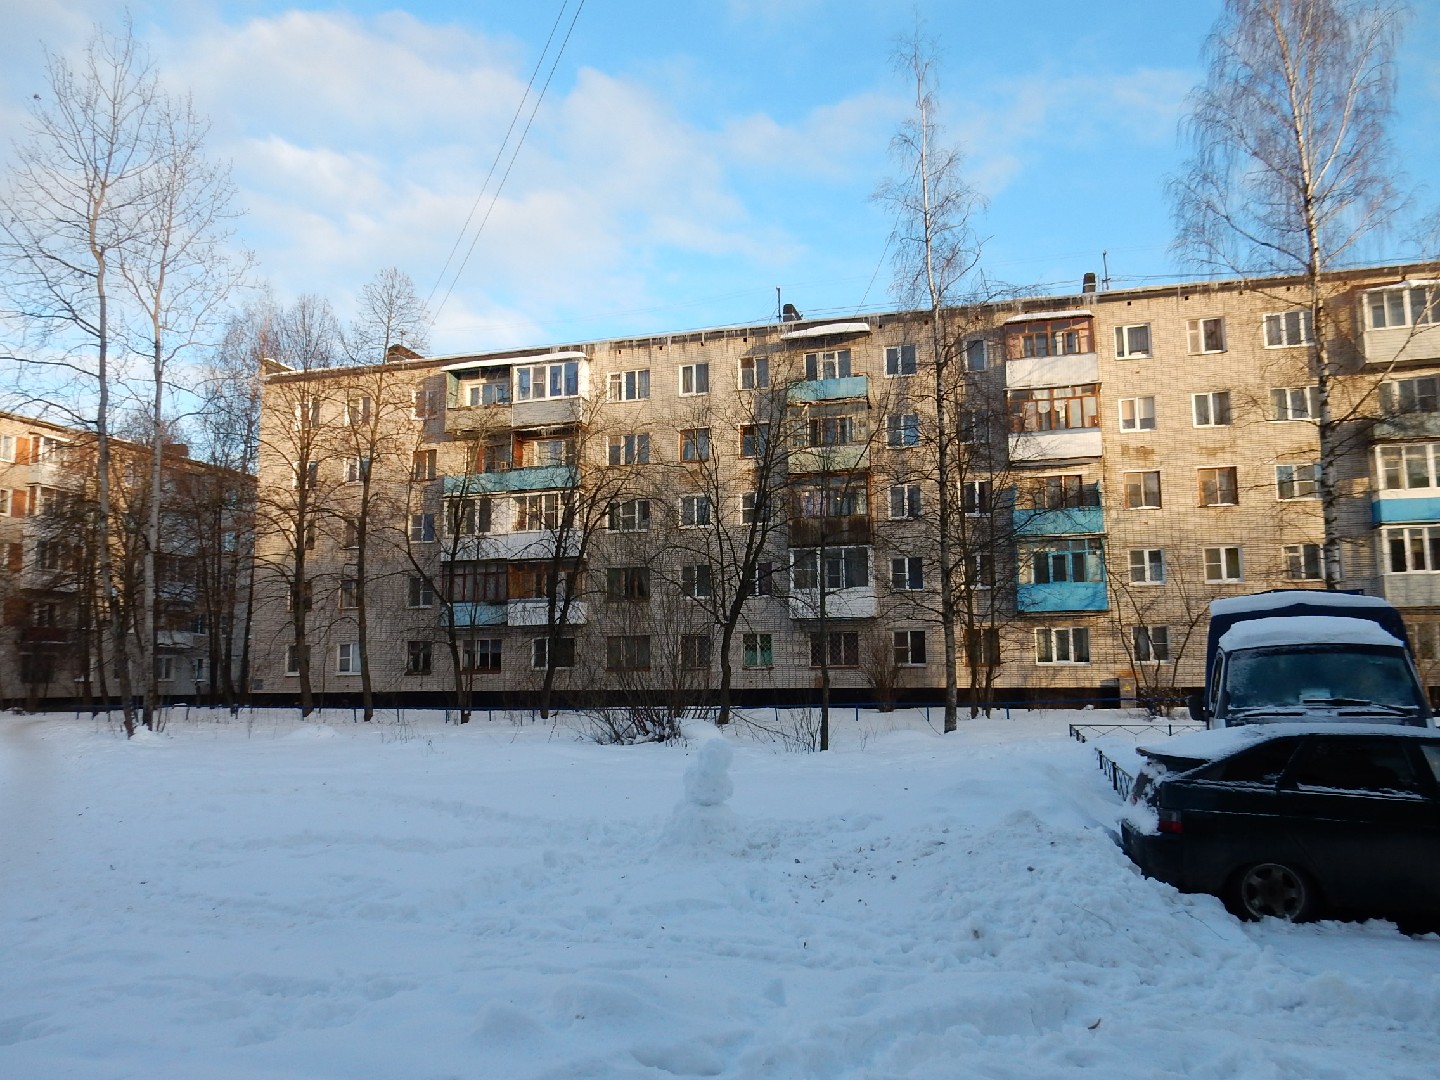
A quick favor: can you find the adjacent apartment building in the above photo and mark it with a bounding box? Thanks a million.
[246,263,1440,708]
[0,411,253,709]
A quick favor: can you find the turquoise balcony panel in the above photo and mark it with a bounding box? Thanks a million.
[1014,507,1105,536]
[787,375,869,403]
[444,465,577,496]
[1017,581,1109,613]
[448,603,507,628]
[1371,495,1440,524]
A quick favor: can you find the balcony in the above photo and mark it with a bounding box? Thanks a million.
[1014,506,1105,536]
[1008,429,1103,463]
[444,403,510,435]
[788,586,877,620]
[1371,493,1440,525]
[1361,284,1440,366]
[156,630,196,649]
[1017,581,1108,613]
[444,466,577,496]
[19,626,73,645]
[507,598,587,626]
[447,603,507,628]
[788,375,869,403]
[787,444,870,475]
[1372,413,1440,441]
[443,531,580,563]
[788,515,872,548]
[512,397,585,428]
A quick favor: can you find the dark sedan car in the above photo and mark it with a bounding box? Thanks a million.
[1120,724,1440,925]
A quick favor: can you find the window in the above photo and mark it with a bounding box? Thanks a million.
[1204,546,1244,582]
[412,449,437,481]
[446,496,492,537]
[472,439,512,474]
[514,492,561,531]
[1033,474,1098,510]
[742,633,773,668]
[446,561,507,604]
[805,349,851,380]
[532,637,575,669]
[681,564,713,598]
[409,513,436,542]
[803,406,866,447]
[1264,310,1314,347]
[192,657,208,683]
[36,540,64,572]
[155,655,175,682]
[753,561,775,596]
[1382,376,1440,415]
[304,519,317,551]
[678,363,709,396]
[894,630,927,666]
[740,491,768,525]
[337,643,361,675]
[965,550,995,588]
[606,566,651,602]
[680,635,712,669]
[406,640,433,676]
[408,576,435,608]
[607,433,650,465]
[1285,543,1323,580]
[1367,285,1440,329]
[1192,391,1232,427]
[0,490,8,517]
[810,631,860,667]
[1270,386,1319,422]
[292,461,318,489]
[680,428,711,462]
[1198,467,1239,506]
[607,369,650,401]
[1009,318,1092,358]
[1377,444,1440,490]
[1384,526,1440,574]
[1036,627,1089,664]
[413,388,442,418]
[965,628,1001,666]
[885,344,917,376]
[1114,323,1152,359]
[1186,317,1225,353]
[1276,463,1319,500]
[1129,548,1165,584]
[465,373,510,407]
[679,494,712,527]
[739,424,769,459]
[1118,396,1156,432]
[522,437,575,468]
[891,556,924,590]
[1413,622,1440,661]
[606,635,651,671]
[793,475,867,519]
[0,434,14,462]
[1008,384,1100,433]
[285,645,311,677]
[792,546,869,591]
[890,483,922,520]
[887,412,921,448]
[345,457,371,483]
[961,480,991,515]
[339,578,359,609]
[515,359,580,401]
[963,338,990,372]
[292,399,320,431]
[1123,470,1162,509]
[739,355,769,390]
[1028,538,1102,584]
[1132,626,1171,663]
[464,638,503,673]
[608,499,651,532]
[346,395,371,426]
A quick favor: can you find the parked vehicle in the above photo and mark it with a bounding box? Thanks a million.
[1191,591,1432,728]
[1121,723,1440,926]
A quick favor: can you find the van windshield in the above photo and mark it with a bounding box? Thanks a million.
[1226,645,1428,714]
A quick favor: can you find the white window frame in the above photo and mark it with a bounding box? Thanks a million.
[894,629,927,666]
[1384,525,1440,574]
[608,498,652,532]
[607,433,650,466]
[408,576,435,608]
[1376,444,1440,491]
[887,412,920,448]
[0,434,14,462]
[1122,470,1162,510]
[679,494,712,528]
[681,564,713,599]
[890,556,924,590]
[1129,548,1165,584]
[1114,323,1152,359]
[337,642,361,675]
[1284,542,1323,581]
[1186,317,1226,354]
[1270,386,1319,422]
[1263,310,1314,347]
[889,483,922,520]
[1192,390,1232,427]
[409,513,436,542]
[1383,375,1440,415]
[678,363,710,396]
[738,355,769,390]
[1203,545,1244,583]
[1118,396,1156,432]
[885,344,918,377]
[963,339,990,372]
[531,637,576,669]
[1367,285,1440,330]
[1275,463,1319,500]
[514,360,580,402]
[1035,627,1090,664]
[607,369,650,402]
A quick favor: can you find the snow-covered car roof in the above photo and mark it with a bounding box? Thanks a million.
[1137,721,1439,765]
[1210,590,1393,618]
[1217,615,1403,651]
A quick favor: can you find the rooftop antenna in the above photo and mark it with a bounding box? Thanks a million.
[1102,250,1111,291]
[776,286,782,324]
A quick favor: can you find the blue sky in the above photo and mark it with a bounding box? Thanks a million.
[2,1,1437,355]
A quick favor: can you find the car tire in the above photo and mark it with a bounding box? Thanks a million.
[1227,862,1319,922]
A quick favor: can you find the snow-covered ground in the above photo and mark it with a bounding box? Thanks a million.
[1,705,1436,1079]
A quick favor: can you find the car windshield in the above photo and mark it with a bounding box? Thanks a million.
[1226,645,1427,713]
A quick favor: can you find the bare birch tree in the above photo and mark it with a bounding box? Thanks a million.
[1170,0,1408,587]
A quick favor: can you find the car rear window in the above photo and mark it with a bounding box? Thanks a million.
[1290,739,1425,795]
[1204,737,1301,784]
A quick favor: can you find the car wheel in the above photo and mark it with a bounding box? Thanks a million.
[1229,862,1318,922]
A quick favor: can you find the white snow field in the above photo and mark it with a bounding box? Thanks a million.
[1,706,1437,1079]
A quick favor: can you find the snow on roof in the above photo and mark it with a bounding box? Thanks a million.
[1363,280,1440,291]
[439,350,587,373]
[1209,590,1391,617]
[1002,308,1093,324]
[778,321,872,340]
[1218,615,1402,652]
[1138,720,1437,763]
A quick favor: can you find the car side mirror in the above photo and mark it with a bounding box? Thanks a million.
[1187,690,1207,724]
